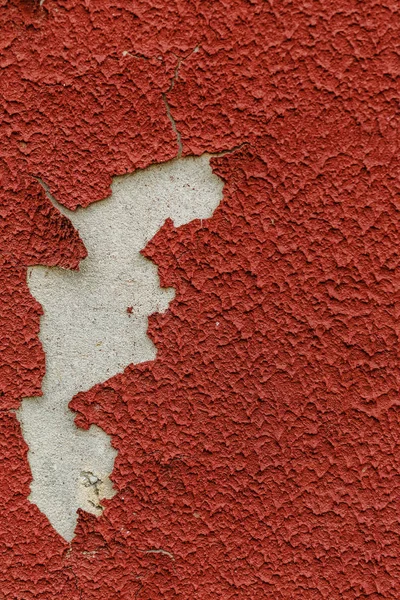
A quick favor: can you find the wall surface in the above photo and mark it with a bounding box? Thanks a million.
[0,0,399,598]
[18,155,224,542]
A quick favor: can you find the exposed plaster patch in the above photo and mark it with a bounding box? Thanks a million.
[17,155,224,541]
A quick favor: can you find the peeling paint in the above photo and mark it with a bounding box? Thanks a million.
[0,0,399,597]
[18,155,224,541]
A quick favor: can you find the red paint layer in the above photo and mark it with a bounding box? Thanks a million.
[70,148,400,598]
[0,181,86,405]
[0,0,399,598]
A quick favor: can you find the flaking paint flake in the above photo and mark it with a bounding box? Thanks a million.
[0,0,400,598]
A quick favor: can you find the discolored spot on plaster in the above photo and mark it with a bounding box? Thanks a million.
[17,155,224,541]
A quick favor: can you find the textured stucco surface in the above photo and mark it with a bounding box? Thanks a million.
[18,155,223,541]
[0,0,399,598]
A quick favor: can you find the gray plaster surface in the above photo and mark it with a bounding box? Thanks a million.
[17,155,224,541]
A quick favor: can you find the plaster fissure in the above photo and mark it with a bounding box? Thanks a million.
[162,92,183,158]
[17,155,224,541]
[162,48,199,159]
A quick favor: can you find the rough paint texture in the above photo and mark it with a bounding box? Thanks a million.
[0,0,399,598]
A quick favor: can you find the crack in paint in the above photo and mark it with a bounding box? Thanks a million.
[143,548,175,560]
[162,93,183,158]
[162,47,200,158]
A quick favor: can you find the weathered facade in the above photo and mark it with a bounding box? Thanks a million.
[0,0,399,597]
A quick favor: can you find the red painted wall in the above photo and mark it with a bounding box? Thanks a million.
[1,0,399,597]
